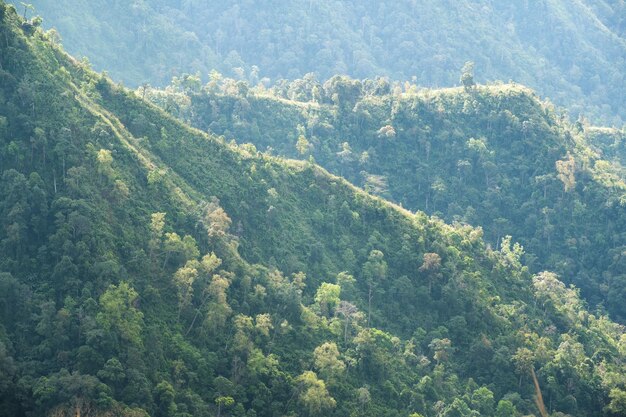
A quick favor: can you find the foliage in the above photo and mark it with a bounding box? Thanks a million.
[152,73,626,322]
[0,5,624,417]
[8,0,626,124]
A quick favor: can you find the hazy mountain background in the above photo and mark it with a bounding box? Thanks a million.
[12,0,626,125]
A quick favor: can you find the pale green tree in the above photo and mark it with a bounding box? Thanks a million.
[174,261,198,318]
[313,342,346,380]
[97,282,144,348]
[314,282,341,317]
[296,371,336,416]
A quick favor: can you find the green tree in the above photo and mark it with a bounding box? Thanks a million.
[314,282,341,317]
[296,371,336,416]
[607,388,626,415]
[556,152,576,192]
[313,342,346,380]
[495,399,517,417]
[97,282,144,348]
[460,61,476,91]
[149,212,166,258]
[97,358,125,393]
[512,347,534,387]
[443,397,477,417]
[296,135,313,156]
[471,386,494,415]
[429,338,453,364]
[215,396,235,417]
[419,252,442,295]
[96,148,114,181]
[201,273,232,334]
[336,271,356,300]
[154,380,176,417]
[174,261,198,318]
[362,250,387,327]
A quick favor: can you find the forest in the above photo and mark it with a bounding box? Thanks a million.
[9,0,626,125]
[0,1,626,417]
[142,72,626,323]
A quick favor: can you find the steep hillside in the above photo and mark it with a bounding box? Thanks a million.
[11,0,626,125]
[1,3,626,417]
[145,75,626,323]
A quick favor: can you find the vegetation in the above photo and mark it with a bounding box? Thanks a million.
[1,2,626,417]
[9,0,626,125]
[144,73,626,323]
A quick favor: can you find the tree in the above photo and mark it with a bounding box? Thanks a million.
[556,153,576,193]
[337,142,354,176]
[97,358,125,393]
[460,61,475,91]
[314,283,341,317]
[419,252,442,294]
[149,212,166,258]
[471,386,495,415]
[495,399,517,417]
[323,75,362,111]
[606,388,626,415]
[376,125,396,139]
[336,271,356,300]
[512,347,534,387]
[362,172,389,197]
[296,371,336,416]
[296,135,313,156]
[429,338,452,364]
[215,396,235,417]
[203,198,233,241]
[357,387,371,413]
[154,380,176,417]
[442,397,477,416]
[33,370,108,417]
[96,149,114,181]
[201,273,232,334]
[174,262,198,318]
[362,250,387,327]
[313,342,345,380]
[97,282,144,348]
[20,2,34,19]
[255,313,273,338]
[162,232,183,268]
[335,301,360,343]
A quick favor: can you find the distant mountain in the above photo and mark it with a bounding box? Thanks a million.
[12,0,626,125]
[2,3,626,417]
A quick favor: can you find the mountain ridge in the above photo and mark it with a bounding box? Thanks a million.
[10,0,626,125]
[143,73,626,323]
[1,3,626,417]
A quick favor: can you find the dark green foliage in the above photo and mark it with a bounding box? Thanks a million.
[0,4,625,417]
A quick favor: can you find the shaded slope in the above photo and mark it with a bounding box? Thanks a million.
[1,4,625,417]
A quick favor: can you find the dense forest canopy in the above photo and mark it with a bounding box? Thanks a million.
[143,72,626,324]
[1,1,626,417]
[9,0,626,125]
[0,1,626,417]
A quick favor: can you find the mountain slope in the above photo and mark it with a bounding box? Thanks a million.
[12,0,626,125]
[145,75,626,323]
[1,3,626,417]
